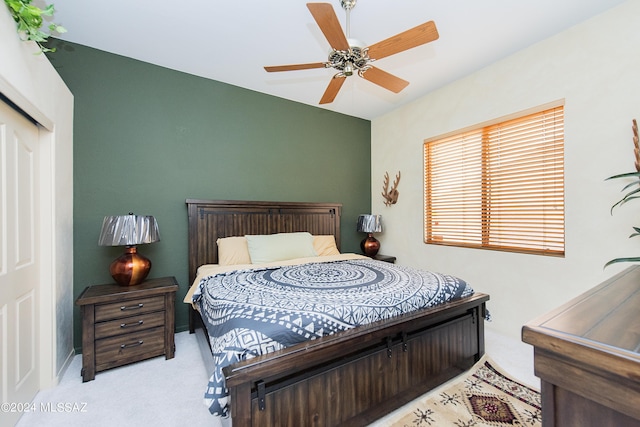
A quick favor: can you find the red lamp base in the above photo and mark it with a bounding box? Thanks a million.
[109,246,152,286]
[360,234,380,257]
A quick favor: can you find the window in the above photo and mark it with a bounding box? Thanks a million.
[424,103,564,256]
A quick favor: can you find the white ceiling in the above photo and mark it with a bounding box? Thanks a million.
[49,0,626,120]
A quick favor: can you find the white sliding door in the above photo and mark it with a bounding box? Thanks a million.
[0,99,40,427]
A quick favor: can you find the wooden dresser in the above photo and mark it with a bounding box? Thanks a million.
[522,266,640,426]
[76,276,178,382]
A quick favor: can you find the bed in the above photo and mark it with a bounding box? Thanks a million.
[185,199,489,426]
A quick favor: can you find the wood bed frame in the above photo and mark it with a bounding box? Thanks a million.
[186,199,489,426]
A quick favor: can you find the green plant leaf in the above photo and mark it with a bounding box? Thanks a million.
[606,171,640,180]
[49,23,66,33]
[620,180,640,192]
[621,194,640,205]
[3,0,65,53]
[604,257,640,268]
[610,187,640,213]
[42,4,54,16]
[620,194,640,205]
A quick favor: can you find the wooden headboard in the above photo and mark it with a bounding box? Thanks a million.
[186,199,342,283]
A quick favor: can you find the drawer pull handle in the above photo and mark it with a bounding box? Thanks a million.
[120,340,143,349]
[120,303,144,311]
[120,320,144,328]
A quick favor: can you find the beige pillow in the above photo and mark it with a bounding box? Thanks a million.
[246,232,317,264]
[217,236,251,265]
[313,235,340,256]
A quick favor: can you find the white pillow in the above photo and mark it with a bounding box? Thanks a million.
[246,232,317,264]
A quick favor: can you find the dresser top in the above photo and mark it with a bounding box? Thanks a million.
[76,276,178,306]
[523,266,640,362]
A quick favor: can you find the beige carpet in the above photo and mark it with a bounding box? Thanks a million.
[371,355,541,427]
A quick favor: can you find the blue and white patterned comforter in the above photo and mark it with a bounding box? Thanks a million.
[192,256,474,417]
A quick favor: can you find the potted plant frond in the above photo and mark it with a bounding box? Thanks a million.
[605,118,640,267]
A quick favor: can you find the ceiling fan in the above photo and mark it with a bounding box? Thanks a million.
[264,1,439,104]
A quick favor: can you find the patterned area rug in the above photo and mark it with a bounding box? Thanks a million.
[371,355,541,427]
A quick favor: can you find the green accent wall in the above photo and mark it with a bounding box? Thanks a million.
[47,40,371,351]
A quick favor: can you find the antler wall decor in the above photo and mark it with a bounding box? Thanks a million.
[382,171,401,206]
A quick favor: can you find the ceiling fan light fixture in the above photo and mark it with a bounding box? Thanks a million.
[343,61,354,76]
[327,38,370,75]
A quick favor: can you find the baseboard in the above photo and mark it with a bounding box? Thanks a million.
[54,348,77,387]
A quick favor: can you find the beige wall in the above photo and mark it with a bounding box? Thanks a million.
[371,1,639,339]
[0,8,74,385]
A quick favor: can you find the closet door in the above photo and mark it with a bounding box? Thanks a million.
[0,99,40,426]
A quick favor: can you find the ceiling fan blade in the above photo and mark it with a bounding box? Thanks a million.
[307,3,349,51]
[367,21,439,60]
[360,66,409,93]
[264,62,327,72]
[319,76,346,104]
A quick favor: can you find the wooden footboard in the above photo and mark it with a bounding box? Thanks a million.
[193,292,488,427]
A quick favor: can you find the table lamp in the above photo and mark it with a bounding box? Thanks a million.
[98,213,160,285]
[357,214,382,257]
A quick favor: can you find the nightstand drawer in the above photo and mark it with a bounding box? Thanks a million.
[95,326,165,371]
[95,296,165,322]
[94,311,165,339]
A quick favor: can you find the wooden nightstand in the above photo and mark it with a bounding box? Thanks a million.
[75,276,179,382]
[372,254,396,263]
